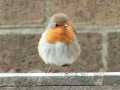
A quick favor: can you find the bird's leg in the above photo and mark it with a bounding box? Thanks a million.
[47,64,52,72]
[47,64,59,73]
[62,64,74,72]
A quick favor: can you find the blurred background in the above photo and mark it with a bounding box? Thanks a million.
[0,0,120,72]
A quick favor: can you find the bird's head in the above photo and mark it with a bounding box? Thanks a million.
[45,13,74,45]
[47,13,70,29]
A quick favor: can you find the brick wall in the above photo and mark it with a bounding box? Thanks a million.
[0,0,120,72]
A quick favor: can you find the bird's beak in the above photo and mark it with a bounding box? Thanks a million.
[64,24,68,27]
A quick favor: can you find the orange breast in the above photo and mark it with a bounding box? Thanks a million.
[45,25,74,45]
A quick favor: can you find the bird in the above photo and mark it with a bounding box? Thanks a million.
[38,13,81,72]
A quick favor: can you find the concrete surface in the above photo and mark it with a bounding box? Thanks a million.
[0,73,119,86]
[0,86,120,90]
[0,73,119,89]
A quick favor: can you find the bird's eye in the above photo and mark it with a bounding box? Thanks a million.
[55,24,60,27]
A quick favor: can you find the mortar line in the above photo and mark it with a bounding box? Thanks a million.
[99,32,108,72]
[44,0,52,24]
[0,26,119,34]
[0,23,119,29]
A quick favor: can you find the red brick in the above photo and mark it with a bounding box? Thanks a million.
[95,0,120,25]
[75,33,102,72]
[51,0,96,24]
[108,33,120,71]
[0,0,45,25]
[0,35,45,72]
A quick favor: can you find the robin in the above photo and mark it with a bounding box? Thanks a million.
[38,13,81,72]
